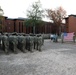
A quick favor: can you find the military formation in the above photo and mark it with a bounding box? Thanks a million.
[0,32,44,54]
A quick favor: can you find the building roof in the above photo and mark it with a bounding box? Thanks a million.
[18,17,27,19]
[69,14,76,17]
[7,18,15,20]
[64,14,76,19]
[6,17,28,21]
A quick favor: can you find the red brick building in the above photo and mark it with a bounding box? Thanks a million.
[1,15,76,34]
[1,16,56,34]
[1,17,26,33]
[65,14,76,33]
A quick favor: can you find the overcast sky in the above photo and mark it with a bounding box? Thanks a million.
[0,0,76,21]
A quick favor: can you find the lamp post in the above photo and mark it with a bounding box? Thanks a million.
[0,6,4,33]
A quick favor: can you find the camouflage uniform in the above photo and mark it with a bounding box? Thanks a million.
[73,33,75,43]
[18,35,27,53]
[61,33,64,43]
[9,35,18,53]
[2,34,9,53]
[0,33,2,49]
[33,35,38,49]
[36,36,43,51]
[26,35,34,52]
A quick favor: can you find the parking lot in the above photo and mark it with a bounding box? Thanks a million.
[0,39,76,75]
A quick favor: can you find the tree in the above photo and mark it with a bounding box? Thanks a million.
[46,6,66,35]
[24,0,44,34]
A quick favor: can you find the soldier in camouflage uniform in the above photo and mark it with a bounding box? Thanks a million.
[61,33,64,43]
[26,35,34,52]
[36,35,43,51]
[18,35,27,53]
[2,33,9,54]
[33,35,37,49]
[9,34,18,54]
[41,34,44,45]
[0,33,2,49]
[73,32,75,43]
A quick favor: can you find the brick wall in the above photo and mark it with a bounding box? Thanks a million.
[65,15,76,34]
[1,16,59,34]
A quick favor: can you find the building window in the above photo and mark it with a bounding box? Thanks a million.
[0,20,2,24]
[9,23,10,24]
[19,22,20,33]
[14,22,15,32]
[22,22,23,32]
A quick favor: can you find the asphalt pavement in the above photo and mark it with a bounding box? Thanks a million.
[0,39,76,75]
